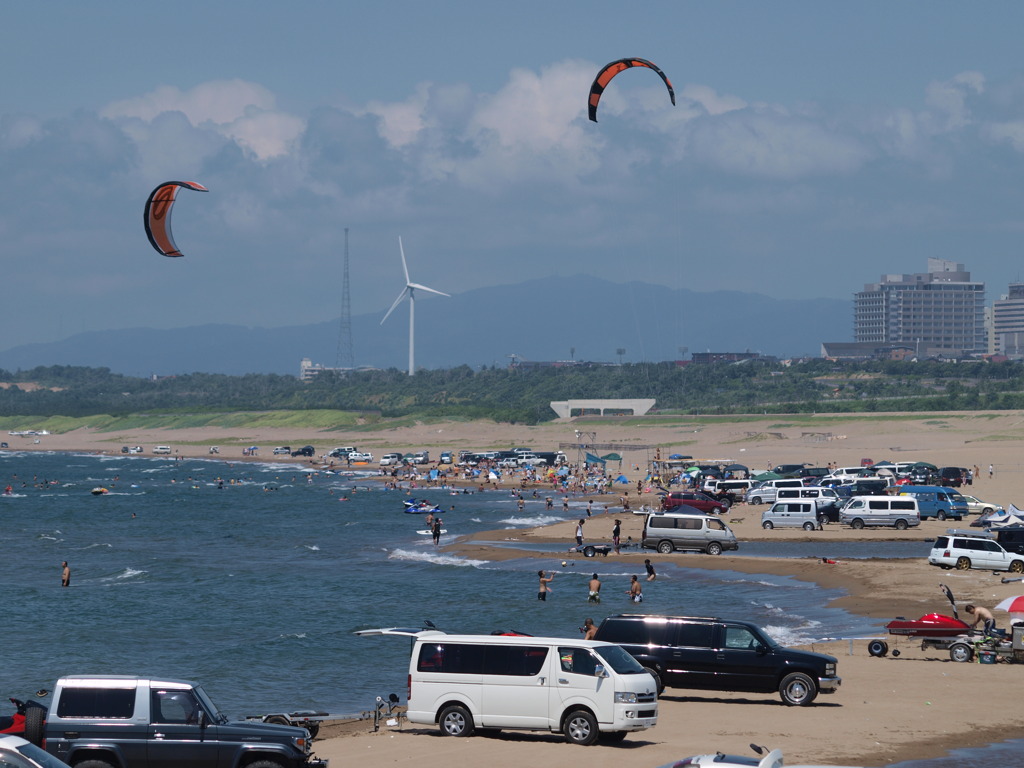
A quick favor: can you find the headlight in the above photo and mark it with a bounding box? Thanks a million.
[614,692,638,704]
[825,664,836,676]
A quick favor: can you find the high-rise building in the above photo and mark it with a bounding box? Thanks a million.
[853,258,986,357]
[993,284,1024,356]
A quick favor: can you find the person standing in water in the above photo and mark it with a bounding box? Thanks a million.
[61,561,71,587]
[538,570,555,601]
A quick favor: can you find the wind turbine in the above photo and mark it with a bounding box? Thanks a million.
[380,237,450,375]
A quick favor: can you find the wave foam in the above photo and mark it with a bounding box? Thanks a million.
[388,549,488,567]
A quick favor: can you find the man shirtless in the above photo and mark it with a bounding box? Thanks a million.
[965,604,996,635]
[537,570,555,601]
[588,574,601,603]
[61,561,70,587]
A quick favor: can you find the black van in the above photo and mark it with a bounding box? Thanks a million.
[995,526,1024,556]
[593,614,840,706]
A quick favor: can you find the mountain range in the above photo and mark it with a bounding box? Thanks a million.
[0,275,851,376]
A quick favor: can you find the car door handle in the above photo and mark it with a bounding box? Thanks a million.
[558,678,569,684]
[153,733,165,739]
[537,677,546,685]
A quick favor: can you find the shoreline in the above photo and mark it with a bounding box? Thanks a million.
[9,417,1024,765]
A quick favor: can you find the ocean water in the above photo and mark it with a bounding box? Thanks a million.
[1,450,1018,766]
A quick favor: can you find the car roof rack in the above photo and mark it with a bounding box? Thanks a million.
[945,528,993,538]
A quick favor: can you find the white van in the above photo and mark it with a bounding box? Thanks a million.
[152,445,172,455]
[839,495,920,530]
[403,632,658,745]
[762,501,821,530]
[745,479,804,505]
[641,511,739,555]
[827,466,875,481]
[776,486,840,510]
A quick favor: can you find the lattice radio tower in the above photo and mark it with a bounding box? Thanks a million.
[335,227,354,369]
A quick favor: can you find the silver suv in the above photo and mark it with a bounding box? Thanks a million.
[928,531,1024,573]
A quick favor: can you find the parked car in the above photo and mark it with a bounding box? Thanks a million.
[641,510,738,555]
[348,451,374,462]
[993,526,1024,556]
[379,453,402,466]
[960,494,1003,516]
[291,445,315,457]
[928,532,1024,572]
[273,446,292,455]
[593,613,840,706]
[761,501,821,531]
[661,491,728,514]
[771,464,808,478]
[839,495,920,530]
[937,466,967,487]
[438,452,453,464]
[896,486,967,521]
[152,445,172,455]
[0,734,71,768]
[745,479,804,506]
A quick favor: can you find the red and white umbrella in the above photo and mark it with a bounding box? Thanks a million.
[994,595,1024,613]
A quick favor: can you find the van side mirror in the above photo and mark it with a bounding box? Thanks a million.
[755,643,768,656]
[197,710,207,728]
[594,664,609,678]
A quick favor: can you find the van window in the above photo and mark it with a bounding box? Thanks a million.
[934,536,950,548]
[600,619,673,645]
[416,643,549,676]
[724,626,760,650]
[678,517,702,530]
[707,518,727,531]
[56,686,136,719]
[847,499,864,510]
[891,500,916,511]
[649,517,673,530]
[868,500,890,510]
[676,623,715,648]
[558,647,599,676]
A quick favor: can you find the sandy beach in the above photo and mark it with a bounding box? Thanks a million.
[9,411,1024,766]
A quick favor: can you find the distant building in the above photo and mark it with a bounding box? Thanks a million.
[820,342,915,362]
[852,258,986,358]
[299,358,378,380]
[690,352,761,364]
[550,399,656,418]
[993,284,1024,357]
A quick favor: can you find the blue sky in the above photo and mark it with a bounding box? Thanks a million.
[4,1,1024,348]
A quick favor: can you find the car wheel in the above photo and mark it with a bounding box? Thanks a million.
[1010,560,1024,574]
[956,556,972,570]
[439,704,475,737]
[982,507,994,515]
[24,706,45,746]
[750,496,762,505]
[762,521,774,530]
[706,542,723,556]
[582,546,596,558]
[937,511,947,522]
[74,762,117,768]
[657,541,674,554]
[247,762,288,768]
[642,666,664,695]
[818,515,830,526]
[949,643,973,663]
[867,639,889,657]
[895,519,909,531]
[265,715,290,726]
[803,522,816,531]
[851,518,865,530]
[563,709,599,745]
[779,672,818,706]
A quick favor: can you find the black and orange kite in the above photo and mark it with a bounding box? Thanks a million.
[588,57,676,122]
[143,181,209,257]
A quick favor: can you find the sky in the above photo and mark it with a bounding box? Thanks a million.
[4,1,1024,351]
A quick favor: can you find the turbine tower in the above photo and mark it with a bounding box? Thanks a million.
[380,237,450,375]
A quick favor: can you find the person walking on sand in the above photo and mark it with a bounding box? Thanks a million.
[538,570,555,601]
[645,559,657,581]
[431,517,443,546]
[588,573,601,603]
[989,464,994,479]
[612,519,621,553]
[575,519,585,547]
[628,575,643,603]
[61,561,70,587]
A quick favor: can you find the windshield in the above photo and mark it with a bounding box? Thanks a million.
[593,644,647,674]
[194,686,228,724]
[14,741,71,768]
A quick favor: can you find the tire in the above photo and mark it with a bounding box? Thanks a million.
[750,496,762,506]
[73,761,117,768]
[563,709,599,746]
[956,556,972,571]
[851,518,865,530]
[867,639,889,657]
[24,706,45,747]
[949,643,973,663]
[598,731,629,744]
[982,507,994,515]
[706,542,723,556]
[265,715,290,726]
[583,546,596,558]
[439,704,474,737]
[779,672,818,706]
[762,521,774,530]
[818,515,830,526]
[895,519,909,531]
[642,666,664,695]
[937,511,947,522]
[306,722,320,739]
[720,498,732,509]
[802,522,816,531]
[1010,560,1024,574]
[657,540,674,554]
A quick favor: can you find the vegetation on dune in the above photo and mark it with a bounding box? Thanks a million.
[2,359,1024,427]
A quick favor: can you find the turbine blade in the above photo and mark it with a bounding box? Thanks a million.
[399,236,410,285]
[381,287,409,324]
[408,283,450,298]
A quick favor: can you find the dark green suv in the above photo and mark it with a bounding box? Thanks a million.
[594,614,840,706]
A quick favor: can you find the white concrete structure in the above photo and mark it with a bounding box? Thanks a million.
[549,399,656,418]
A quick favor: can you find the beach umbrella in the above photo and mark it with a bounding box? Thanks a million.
[995,595,1024,613]
[725,463,748,472]
[615,474,628,483]
[753,471,782,481]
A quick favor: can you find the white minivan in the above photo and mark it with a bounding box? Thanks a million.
[762,501,821,530]
[839,495,920,530]
[396,632,658,745]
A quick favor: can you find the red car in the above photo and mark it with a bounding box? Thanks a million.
[660,491,728,514]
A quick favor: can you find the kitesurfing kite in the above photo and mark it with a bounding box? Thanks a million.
[588,57,676,122]
[143,181,209,257]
